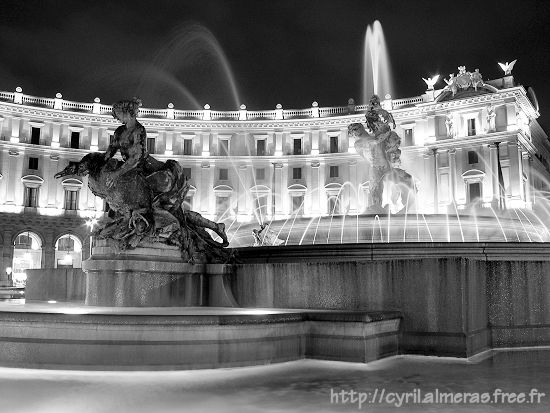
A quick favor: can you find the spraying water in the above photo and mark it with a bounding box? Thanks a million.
[362,20,394,104]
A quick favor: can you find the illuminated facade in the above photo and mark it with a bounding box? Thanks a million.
[0,67,548,284]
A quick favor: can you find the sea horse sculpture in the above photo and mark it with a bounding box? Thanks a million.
[55,98,232,263]
[348,95,416,213]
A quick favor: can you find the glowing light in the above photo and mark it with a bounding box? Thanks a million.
[47,300,57,304]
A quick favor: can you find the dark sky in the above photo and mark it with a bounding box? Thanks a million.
[0,0,549,129]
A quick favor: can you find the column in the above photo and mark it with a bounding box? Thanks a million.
[449,149,457,204]
[274,163,284,217]
[517,143,525,206]
[508,142,521,199]
[310,130,320,156]
[90,126,99,152]
[423,151,435,213]
[2,229,13,284]
[238,164,251,221]
[10,117,20,143]
[522,153,533,209]
[433,149,439,213]
[43,230,55,269]
[310,162,321,215]
[348,160,358,213]
[201,132,210,157]
[51,121,61,148]
[165,131,173,156]
[200,162,211,215]
[274,132,283,157]
[426,114,436,143]
[454,148,465,205]
[47,155,59,207]
[489,144,499,206]
[5,151,20,204]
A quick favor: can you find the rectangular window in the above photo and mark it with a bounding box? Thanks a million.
[70,131,80,149]
[29,157,39,170]
[256,139,266,156]
[328,196,339,214]
[292,195,304,215]
[256,168,265,180]
[468,151,478,164]
[439,151,449,167]
[404,128,413,146]
[64,189,79,210]
[182,167,192,179]
[292,167,302,180]
[467,119,476,136]
[469,182,481,203]
[216,196,229,215]
[329,136,338,153]
[183,139,193,155]
[24,187,38,207]
[147,137,156,154]
[219,139,229,156]
[329,165,339,178]
[293,138,302,155]
[31,127,40,145]
[219,168,228,180]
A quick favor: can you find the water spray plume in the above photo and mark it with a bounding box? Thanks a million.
[362,20,393,104]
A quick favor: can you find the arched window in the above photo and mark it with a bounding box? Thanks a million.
[12,231,43,286]
[55,234,83,268]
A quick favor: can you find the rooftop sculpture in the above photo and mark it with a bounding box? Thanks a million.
[55,98,232,263]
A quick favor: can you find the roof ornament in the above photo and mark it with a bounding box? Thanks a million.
[422,75,440,90]
[498,59,517,75]
[443,66,485,96]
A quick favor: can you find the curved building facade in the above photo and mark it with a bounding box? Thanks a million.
[0,65,548,285]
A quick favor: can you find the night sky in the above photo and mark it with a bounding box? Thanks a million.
[0,0,549,130]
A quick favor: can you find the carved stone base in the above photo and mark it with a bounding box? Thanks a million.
[82,240,237,307]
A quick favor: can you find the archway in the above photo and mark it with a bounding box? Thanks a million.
[12,231,43,287]
[55,234,83,268]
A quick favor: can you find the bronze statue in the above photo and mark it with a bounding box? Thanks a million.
[349,95,415,213]
[55,98,232,263]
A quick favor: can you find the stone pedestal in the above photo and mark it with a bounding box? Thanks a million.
[83,240,205,307]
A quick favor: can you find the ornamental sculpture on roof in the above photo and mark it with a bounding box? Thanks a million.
[443,66,486,96]
[348,95,416,214]
[498,59,517,75]
[55,98,233,264]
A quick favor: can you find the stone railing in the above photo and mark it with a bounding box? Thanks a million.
[0,88,426,121]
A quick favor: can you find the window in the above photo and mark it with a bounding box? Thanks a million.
[330,136,338,153]
[328,196,340,214]
[219,168,228,180]
[439,152,449,167]
[329,165,339,178]
[24,187,38,207]
[293,138,302,155]
[292,195,304,215]
[216,196,230,215]
[404,128,413,146]
[147,137,156,154]
[57,236,75,252]
[292,167,302,180]
[64,189,79,210]
[467,119,476,136]
[70,131,80,149]
[183,139,193,155]
[256,139,266,156]
[468,151,478,164]
[219,139,229,156]
[256,168,265,180]
[468,182,481,203]
[31,127,40,145]
[28,157,39,170]
[182,168,192,179]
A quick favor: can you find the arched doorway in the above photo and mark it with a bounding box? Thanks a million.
[55,234,83,268]
[12,231,43,287]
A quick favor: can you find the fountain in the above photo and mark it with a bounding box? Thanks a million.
[362,20,393,104]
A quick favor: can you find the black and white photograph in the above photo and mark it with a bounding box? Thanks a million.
[0,0,549,411]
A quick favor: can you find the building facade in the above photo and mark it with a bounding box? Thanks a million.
[0,65,548,285]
